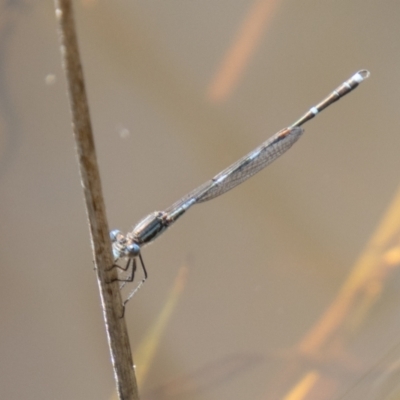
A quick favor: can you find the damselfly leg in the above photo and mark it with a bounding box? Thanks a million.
[108,254,148,309]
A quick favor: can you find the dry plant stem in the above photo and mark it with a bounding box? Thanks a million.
[53,1,139,399]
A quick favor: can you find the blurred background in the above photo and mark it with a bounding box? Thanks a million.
[1,1,400,399]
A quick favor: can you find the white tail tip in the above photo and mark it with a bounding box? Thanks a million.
[353,69,370,83]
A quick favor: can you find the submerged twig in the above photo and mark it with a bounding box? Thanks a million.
[53,1,139,399]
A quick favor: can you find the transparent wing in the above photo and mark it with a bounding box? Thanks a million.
[164,126,303,215]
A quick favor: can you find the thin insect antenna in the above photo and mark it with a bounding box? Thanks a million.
[290,70,370,128]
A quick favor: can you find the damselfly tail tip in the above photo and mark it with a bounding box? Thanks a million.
[353,70,370,83]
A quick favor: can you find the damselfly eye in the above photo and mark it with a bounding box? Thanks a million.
[126,243,140,257]
[110,229,122,243]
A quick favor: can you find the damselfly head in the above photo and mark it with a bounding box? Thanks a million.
[110,229,141,259]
